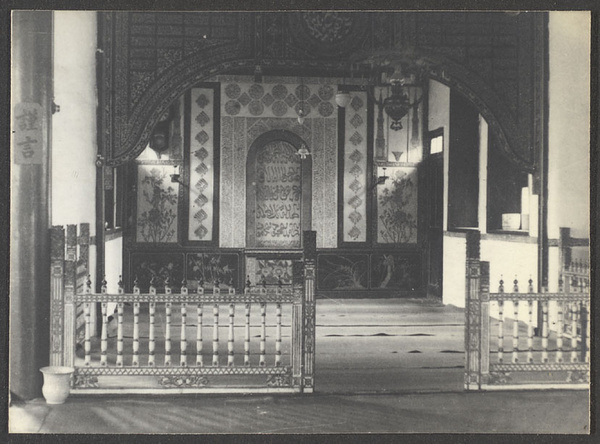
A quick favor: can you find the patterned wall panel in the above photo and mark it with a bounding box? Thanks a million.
[376,166,418,244]
[188,87,215,241]
[220,77,337,120]
[342,92,369,243]
[136,164,179,243]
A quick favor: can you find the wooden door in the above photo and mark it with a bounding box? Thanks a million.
[419,152,443,299]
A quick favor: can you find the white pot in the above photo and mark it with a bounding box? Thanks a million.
[502,213,521,231]
[40,366,74,405]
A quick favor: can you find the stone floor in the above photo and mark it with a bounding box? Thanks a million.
[8,299,590,434]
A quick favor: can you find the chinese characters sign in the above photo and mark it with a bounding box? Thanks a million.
[255,141,301,248]
[13,103,43,164]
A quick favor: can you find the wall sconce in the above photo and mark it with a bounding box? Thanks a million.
[370,167,389,191]
[335,90,351,108]
[297,109,305,125]
[296,144,311,160]
[170,165,181,183]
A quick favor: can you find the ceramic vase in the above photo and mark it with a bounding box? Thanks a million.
[40,366,74,404]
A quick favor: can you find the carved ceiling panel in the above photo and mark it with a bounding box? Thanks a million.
[99,11,545,171]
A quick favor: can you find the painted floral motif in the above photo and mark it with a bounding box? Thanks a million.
[378,169,417,244]
[317,255,368,290]
[187,253,237,288]
[137,167,178,243]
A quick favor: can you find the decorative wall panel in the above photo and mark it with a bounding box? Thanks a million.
[245,258,294,285]
[317,254,369,290]
[376,166,418,244]
[188,87,216,241]
[252,141,302,248]
[130,252,184,292]
[186,252,238,290]
[136,165,179,243]
[371,253,420,290]
[219,79,338,249]
[220,77,337,120]
[342,92,369,243]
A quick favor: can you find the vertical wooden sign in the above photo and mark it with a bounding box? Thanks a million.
[13,102,43,164]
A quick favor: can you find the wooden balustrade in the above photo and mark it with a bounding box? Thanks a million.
[72,274,303,386]
[465,229,589,391]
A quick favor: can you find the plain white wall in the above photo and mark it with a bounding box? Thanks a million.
[51,11,98,233]
[52,11,98,288]
[547,12,590,240]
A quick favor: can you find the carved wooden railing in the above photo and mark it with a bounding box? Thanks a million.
[464,230,590,391]
[50,226,317,394]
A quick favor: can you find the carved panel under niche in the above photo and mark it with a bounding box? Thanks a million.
[245,258,294,285]
[376,166,418,244]
[135,165,179,243]
[187,87,217,242]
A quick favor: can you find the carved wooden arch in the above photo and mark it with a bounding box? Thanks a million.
[245,130,312,249]
[108,48,539,174]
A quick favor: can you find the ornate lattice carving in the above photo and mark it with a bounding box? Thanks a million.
[158,375,209,388]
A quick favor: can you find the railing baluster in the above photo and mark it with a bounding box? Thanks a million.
[213,303,219,366]
[84,302,91,366]
[148,302,156,366]
[165,302,172,366]
[541,300,549,363]
[512,301,519,363]
[527,301,534,363]
[244,303,251,366]
[512,278,519,364]
[275,302,282,367]
[163,278,172,367]
[260,302,266,367]
[132,302,140,366]
[228,303,235,367]
[196,303,203,367]
[100,302,108,366]
[556,300,564,363]
[497,278,504,363]
[181,279,188,367]
[116,302,124,367]
[570,302,578,362]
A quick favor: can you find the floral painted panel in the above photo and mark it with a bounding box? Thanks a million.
[377,166,418,244]
[188,88,215,241]
[246,258,294,286]
[370,253,421,290]
[130,253,184,292]
[255,140,302,248]
[136,165,179,243]
[317,254,368,290]
[186,253,238,290]
[343,92,368,242]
